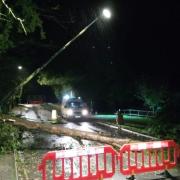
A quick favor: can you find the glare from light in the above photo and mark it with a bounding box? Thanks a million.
[67,109,73,116]
[51,110,57,120]
[63,94,70,100]
[102,8,111,19]
[18,65,23,70]
[24,104,33,108]
[82,109,88,116]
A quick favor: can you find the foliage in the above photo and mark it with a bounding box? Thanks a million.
[0,0,44,53]
[148,119,180,143]
[15,0,44,36]
[37,72,75,100]
[136,83,168,112]
[0,123,22,153]
[0,57,28,112]
[0,22,14,53]
[147,93,180,143]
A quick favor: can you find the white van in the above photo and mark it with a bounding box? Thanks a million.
[61,98,89,118]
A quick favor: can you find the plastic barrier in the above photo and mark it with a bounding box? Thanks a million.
[38,146,117,180]
[38,140,179,179]
[119,140,177,176]
[177,144,180,164]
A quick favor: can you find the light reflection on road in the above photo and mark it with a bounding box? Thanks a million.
[64,121,106,133]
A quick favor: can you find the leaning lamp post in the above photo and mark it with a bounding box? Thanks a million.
[0,8,112,106]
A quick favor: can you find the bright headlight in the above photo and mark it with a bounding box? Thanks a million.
[82,109,88,116]
[67,109,73,116]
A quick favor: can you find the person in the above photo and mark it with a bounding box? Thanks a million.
[116,109,124,125]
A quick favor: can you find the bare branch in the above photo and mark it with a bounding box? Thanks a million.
[1,0,27,35]
[0,17,10,21]
[0,12,7,17]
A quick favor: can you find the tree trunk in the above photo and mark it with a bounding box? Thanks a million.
[0,114,131,148]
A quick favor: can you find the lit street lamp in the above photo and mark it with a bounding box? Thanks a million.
[102,8,112,19]
[32,8,111,74]
[0,8,112,105]
[18,65,23,70]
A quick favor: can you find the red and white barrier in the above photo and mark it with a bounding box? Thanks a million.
[38,140,179,179]
[177,144,180,164]
[119,140,177,176]
[38,146,117,180]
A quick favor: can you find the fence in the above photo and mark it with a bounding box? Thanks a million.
[120,109,155,118]
[38,140,179,180]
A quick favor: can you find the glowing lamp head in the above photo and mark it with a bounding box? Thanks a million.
[102,8,111,19]
[18,65,23,70]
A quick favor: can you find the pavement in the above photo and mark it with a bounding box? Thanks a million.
[0,153,17,180]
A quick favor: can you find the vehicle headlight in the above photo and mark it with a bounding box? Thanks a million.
[67,109,73,116]
[82,109,88,116]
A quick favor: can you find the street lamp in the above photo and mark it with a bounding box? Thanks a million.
[102,8,111,19]
[40,8,111,68]
[62,8,111,49]
[18,65,23,70]
[0,8,112,105]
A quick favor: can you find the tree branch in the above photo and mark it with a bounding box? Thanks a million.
[0,12,7,17]
[1,0,27,35]
[0,17,9,21]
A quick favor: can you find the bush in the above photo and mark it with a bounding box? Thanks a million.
[0,123,22,153]
[148,121,180,142]
[148,99,180,144]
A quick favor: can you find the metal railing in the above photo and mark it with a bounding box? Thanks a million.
[119,109,155,118]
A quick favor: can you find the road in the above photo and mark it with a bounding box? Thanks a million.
[11,104,180,179]
[12,104,129,149]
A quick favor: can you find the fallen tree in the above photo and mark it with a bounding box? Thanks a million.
[0,114,131,148]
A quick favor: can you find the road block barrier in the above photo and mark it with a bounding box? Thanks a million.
[177,144,180,164]
[38,146,117,180]
[38,140,179,179]
[119,140,177,176]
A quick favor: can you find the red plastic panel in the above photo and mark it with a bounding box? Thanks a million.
[177,144,180,164]
[119,140,177,176]
[38,146,117,180]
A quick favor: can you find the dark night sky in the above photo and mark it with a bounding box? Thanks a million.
[41,0,180,82]
[4,0,180,111]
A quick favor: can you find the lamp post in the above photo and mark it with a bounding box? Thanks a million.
[38,8,111,72]
[0,8,111,106]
